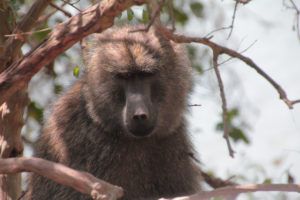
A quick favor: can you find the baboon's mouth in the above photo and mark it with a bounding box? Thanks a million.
[128,125,155,138]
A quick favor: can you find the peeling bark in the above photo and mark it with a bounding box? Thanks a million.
[0,0,146,106]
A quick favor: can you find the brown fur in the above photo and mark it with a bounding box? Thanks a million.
[27,25,201,200]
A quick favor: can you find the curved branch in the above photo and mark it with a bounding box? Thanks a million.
[158,27,300,109]
[0,0,146,105]
[0,157,123,200]
[160,183,300,200]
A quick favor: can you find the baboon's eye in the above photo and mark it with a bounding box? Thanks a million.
[114,71,156,80]
[138,71,156,78]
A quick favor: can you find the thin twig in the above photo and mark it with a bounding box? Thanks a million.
[131,0,165,32]
[212,52,235,158]
[188,152,236,188]
[200,171,236,189]
[238,0,252,4]
[61,0,81,11]
[49,2,72,17]
[289,0,300,40]
[158,27,300,109]
[202,39,257,72]
[188,104,202,107]
[204,26,232,38]
[36,1,69,26]
[227,0,239,39]
[5,28,52,38]
[217,39,257,67]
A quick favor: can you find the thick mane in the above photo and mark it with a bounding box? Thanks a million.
[28,25,201,200]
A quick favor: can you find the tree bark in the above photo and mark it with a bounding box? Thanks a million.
[0,0,146,106]
[0,1,29,199]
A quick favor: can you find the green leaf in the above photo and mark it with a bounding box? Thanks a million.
[127,8,134,21]
[193,63,203,74]
[227,108,239,121]
[54,84,63,94]
[187,46,197,59]
[142,9,150,23]
[263,178,272,184]
[32,24,51,42]
[230,127,250,144]
[190,2,204,18]
[73,66,80,78]
[173,8,188,26]
[28,102,44,123]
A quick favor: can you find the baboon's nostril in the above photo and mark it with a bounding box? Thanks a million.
[133,113,148,121]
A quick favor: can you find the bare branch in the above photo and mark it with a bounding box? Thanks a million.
[160,183,300,200]
[217,39,257,66]
[4,28,52,38]
[61,0,81,11]
[49,2,72,17]
[158,27,300,109]
[0,157,123,200]
[131,0,165,32]
[35,1,70,26]
[200,171,236,189]
[0,0,146,106]
[0,0,51,71]
[204,26,232,38]
[238,0,252,4]
[227,0,239,39]
[290,0,300,40]
[212,52,235,158]
[188,104,201,107]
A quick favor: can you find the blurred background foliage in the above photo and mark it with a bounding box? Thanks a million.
[7,0,298,199]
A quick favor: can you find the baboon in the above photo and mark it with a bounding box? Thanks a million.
[28,25,201,200]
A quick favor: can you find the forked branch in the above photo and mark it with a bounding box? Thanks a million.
[158,26,300,157]
[158,27,300,109]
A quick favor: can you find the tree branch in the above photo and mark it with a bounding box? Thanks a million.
[227,0,239,39]
[0,0,51,71]
[212,52,235,158]
[49,2,72,17]
[2,158,298,200]
[158,27,300,109]
[0,0,146,106]
[0,157,123,200]
[160,183,300,200]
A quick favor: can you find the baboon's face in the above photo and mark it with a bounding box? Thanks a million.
[84,27,191,138]
[115,71,160,137]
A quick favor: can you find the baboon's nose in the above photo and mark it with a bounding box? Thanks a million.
[132,108,148,121]
[128,107,154,137]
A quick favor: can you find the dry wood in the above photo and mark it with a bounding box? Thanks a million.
[0,157,123,200]
[160,183,300,200]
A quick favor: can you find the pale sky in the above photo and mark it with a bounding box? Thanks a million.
[188,1,300,199]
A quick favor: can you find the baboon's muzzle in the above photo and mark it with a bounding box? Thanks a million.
[123,77,156,137]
